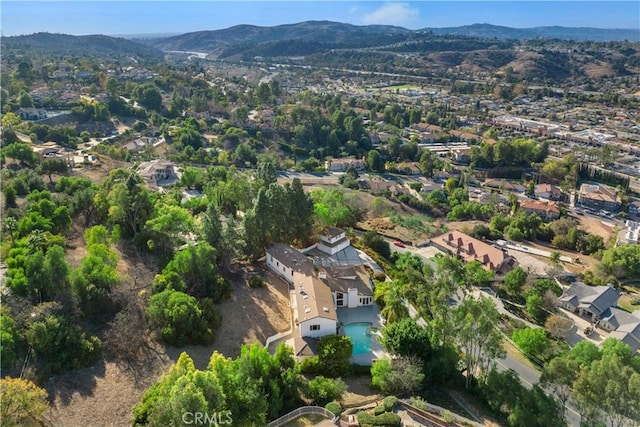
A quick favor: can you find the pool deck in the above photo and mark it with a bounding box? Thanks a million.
[337,305,387,365]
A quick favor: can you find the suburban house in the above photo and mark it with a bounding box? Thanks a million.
[317,227,350,255]
[394,162,422,176]
[577,183,620,212]
[265,228,375,353]
[325,157,366,173]
[617,220,640,246]
[558,282,640,352]
[318,265,374,309]
[609,320,640,353]
[483,179,526,194]
[628,200,640,219]
[535,184,564,201]
[137,159,178,187]
[519,200,561,222]
[431,230,518,274]
[557,282,620,322]
[17,107,47,121]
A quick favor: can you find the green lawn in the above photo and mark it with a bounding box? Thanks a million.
[283,414,328,427]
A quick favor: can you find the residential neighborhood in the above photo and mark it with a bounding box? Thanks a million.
[2,5,640,427]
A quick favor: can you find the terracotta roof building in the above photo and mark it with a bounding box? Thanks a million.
[431,230,518,274]
[519,200,561,222]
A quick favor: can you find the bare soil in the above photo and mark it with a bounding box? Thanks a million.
[45,264,292,426]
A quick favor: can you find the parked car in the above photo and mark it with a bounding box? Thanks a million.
[393,241,405,248]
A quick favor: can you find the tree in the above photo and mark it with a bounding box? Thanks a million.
[26,315,101,376]
[0,377,49,427]
[544,315,572,339]
[147,290,219,346]
[573,352,640,427]
[255,157,277,187]
[360,230,391,259]
[317,335,353,378]
[2,143,39,167]
[180,167,203,190]
[599,244,640,279]
[367,149,385,173]
[541,355,579,422]
[158,242,230,302]
[376,280,410,324]
[370,357,425,396]
[145,203,195,254]
[39,157,68,184]
[101,172,153,237]
[464,261,494,288]
[380,318,431,360]
[0,312,18,370]
[3,185,17,207]
[526,292,547,324]
[503,266,527,296]
[132,83,162,110]
[454,297,506,388]
[305,376,347,406]
[512,327,549,359]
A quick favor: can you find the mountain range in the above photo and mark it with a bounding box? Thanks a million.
[422,23,639,42]
[145,21,638,53]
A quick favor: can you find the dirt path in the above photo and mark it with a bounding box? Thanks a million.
[45,267,292,426]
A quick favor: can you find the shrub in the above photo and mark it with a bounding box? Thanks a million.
[325,401,343,416]
[356,411,402,426]
[249,274,265,288]
[409,396,429,411]
[382,396,398,412]
[305,376,347,406]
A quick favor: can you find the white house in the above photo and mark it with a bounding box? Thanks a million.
[266,243,310,284]
[319,266,374,309]
[291,272,338,338]
[317,227,350,255]
[265,228,372,343]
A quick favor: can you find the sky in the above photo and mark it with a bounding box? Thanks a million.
[1,1,638,36]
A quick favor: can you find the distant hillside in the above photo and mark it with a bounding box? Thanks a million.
[1,32,164,61]
[422,23,640,42]
[148,20,413,52]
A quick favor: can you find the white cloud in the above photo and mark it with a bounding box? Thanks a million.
[361,2,420,28]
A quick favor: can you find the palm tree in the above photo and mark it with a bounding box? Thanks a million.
[377,280,410,324]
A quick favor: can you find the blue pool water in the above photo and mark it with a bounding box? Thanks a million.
[343,322,372,355]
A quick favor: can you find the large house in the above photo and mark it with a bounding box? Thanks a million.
[317,227,350,255]
[266,229,374,345]
[431,230,518,274]
[325,157,366,173]
[535,184,563,201]
[557,282,620,322]
[17,107,47,121]
[136,160,177,187]
[519,200,561,222]
[557,282,640,352]
[577,183,620,212]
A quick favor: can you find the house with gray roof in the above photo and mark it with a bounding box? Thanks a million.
[609,322,640,353]
[557,282,620,321]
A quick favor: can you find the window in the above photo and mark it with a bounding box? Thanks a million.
[336,293,344,307]
[310,324,320,331]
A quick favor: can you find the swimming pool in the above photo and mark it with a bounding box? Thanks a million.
[343,322,372,355]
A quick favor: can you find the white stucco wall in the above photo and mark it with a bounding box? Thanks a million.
[298,317,337,338]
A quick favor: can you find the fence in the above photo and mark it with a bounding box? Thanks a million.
[267,406,338,427]
[398,399,484,427]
